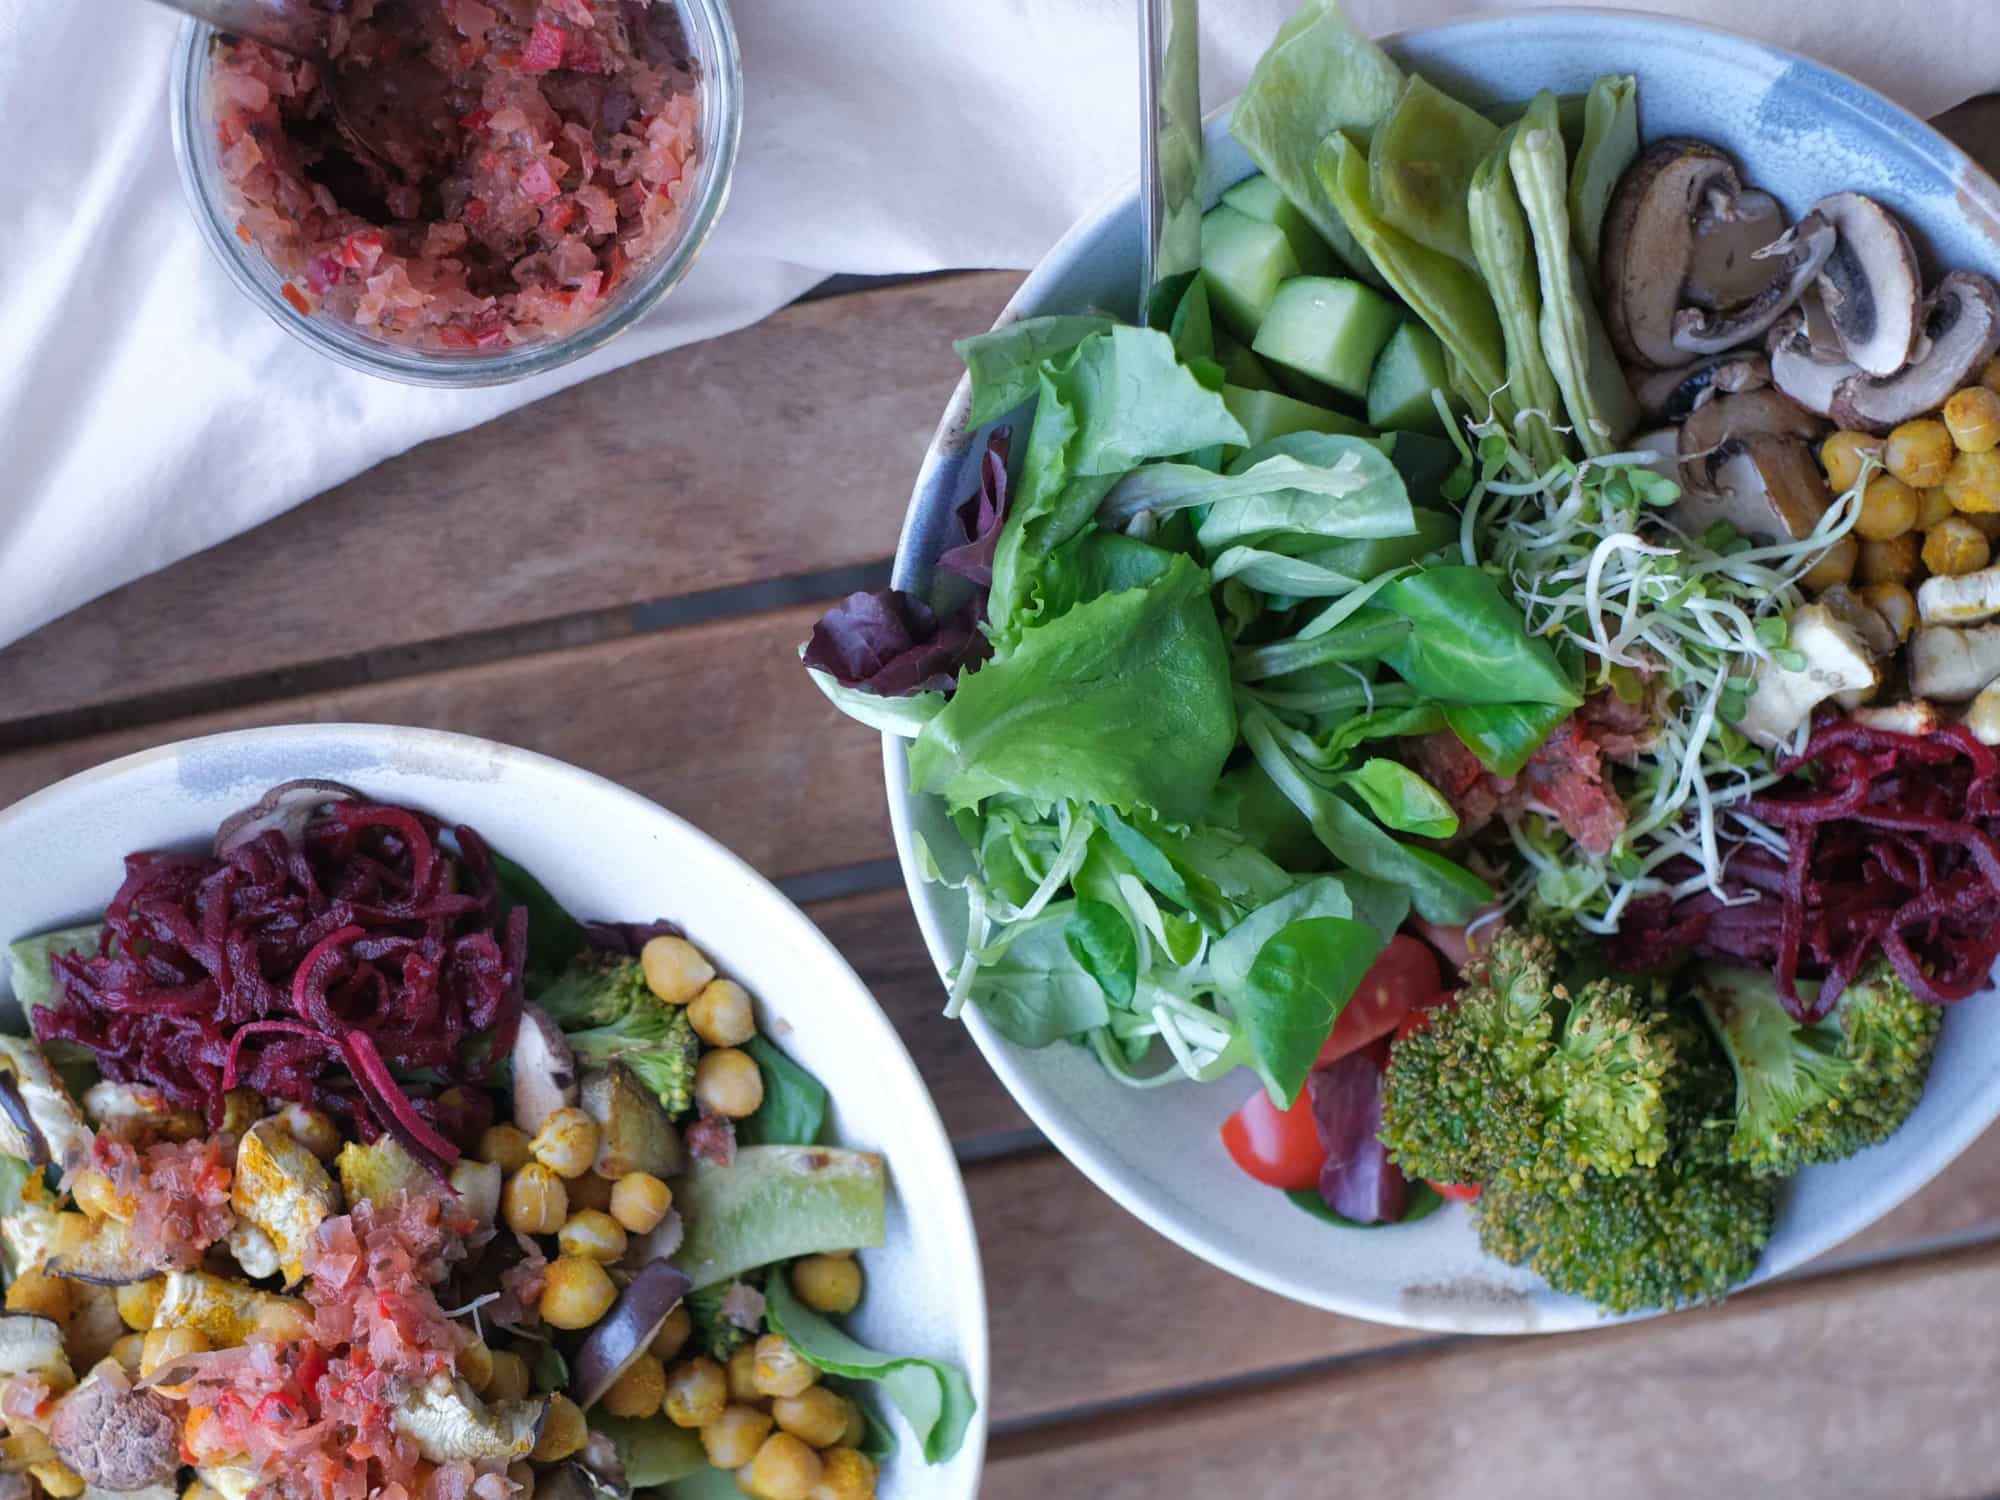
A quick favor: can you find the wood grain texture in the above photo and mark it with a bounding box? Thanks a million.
[0,271,1022,730]
[983,1240,2000,1500]
[0,605,898,881]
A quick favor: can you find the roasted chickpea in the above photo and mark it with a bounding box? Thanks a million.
[1820,430,1879,492]
[1916,485,1957,531]
[1884,418,1956,488]
[109,1332,145,1375]
[485,1349,531,1403]
[502,1163,568,1237]
[772,1386,848,1449]
[116,1278,164,1332]
[727,1342,764,1404]
[751,1335,818,1400]
[1945,386,2000,454]
[695,1049,764,1120]
[532,1394,588,1462]
[481,1124,534,1176]
[663,1357,728,1428]
[603,1354,669,1420]
[1945,449,2000,513]
[566,1171,615,1214]
[1798,534,1857,593]
[610,1172,672,1235]
[1924,515,1992,577]
[700,1405,775,1470]
[557,1209,628,1263]
[838,1396,868,1450]
[458,1339,496,1394]
[650,1302,694,1364]
[641,936,715,1005]
[744,1433,822,1500]
[277,1103,341,1161]
[140,1326,209,1378]
[688,979,758,1048]
[1855,473,1919,540]
[790,1256,862,1317]
[813,1448,879,1500]
[6,1267,72,1325]
[531,1107,601,1181]
[540,1256,618,1330]
[1856,532,1921,585]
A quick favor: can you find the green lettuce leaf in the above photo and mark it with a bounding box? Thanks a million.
[955,315,1118,426]
[738,1036,828,1148]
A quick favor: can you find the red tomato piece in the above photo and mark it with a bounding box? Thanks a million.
[1317,936,1444,1063]
[1219,1088,1325,1191]
[1428,1180,1482,1202]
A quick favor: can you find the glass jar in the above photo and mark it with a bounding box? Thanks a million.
[169,1,741,387]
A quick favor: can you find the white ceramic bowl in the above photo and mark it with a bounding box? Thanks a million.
[888,12,2000,1333]
[0,724,988,1491]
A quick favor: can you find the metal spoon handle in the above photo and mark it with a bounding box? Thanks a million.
[145,0,328,57]
[1138,0,1203,327]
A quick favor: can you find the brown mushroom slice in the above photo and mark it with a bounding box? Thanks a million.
[1683,186,1788,309]
[392,1378,549,1463]
[1673,388,1831,541]
[1811,193,1924,377]
[1631,351,1771,423]
[1830,272,2000,434]
[1604,140,1742,367]
[572,1260,694,1410]
[49,1362,180,1492]
[1671,209,1837,358]
[512,1005,579,1138]
[1767,309,1862,419]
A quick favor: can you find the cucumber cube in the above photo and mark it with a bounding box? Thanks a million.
[1201,205,1300,341]
[1222,386,1372,451]
[1250,277,1401,402]
[1366,322,1455,436]
[1216,333,1280,394]
[1220,173,1340,277]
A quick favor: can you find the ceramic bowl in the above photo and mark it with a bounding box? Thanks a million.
[0,724,988,1491]
[888,11,2000,1333]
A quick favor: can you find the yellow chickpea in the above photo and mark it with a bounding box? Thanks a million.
[663,1357,729,1428]
[502,1163,569,1237]
[650,1303,694,1364]
[6,1267,72,1325]
[751,1335,819,1400]
[1855,473,1919,540]
[532,1394,588,1462]
[813,1449,878,1500]
[276,1103,341,1162]
[1945,449,2000,513]
[116,1278,164,1332]
[1916,485,1957,531]
[1799,534,1857,593]
[1856,532,1921,586]
[789,1256,863,1317]
[1945,386,2000,454]
[641,936,715,1005]
[700,1404,775,1470]
[610,1172,672,1235]
[771,1386,849,1449]
[481,1124,534,1176]
[109,1332,145,1375]
[1820,430,1879,492]
[602,1354,669,1420]
[743,1433,823,1500]
[1857,583,1918,642]
[694,1049,764,1120]
[540,1256,618,1331]
[1884,418,1956,488]
[458,1339,496,1394]
[727,1342,764,1404]
[485,1349,531,1403]
[557,1209,629,1263]
[531,1107,601,1181]
[1924,515,1992,577]
[688,980,758,1049]
[839,1396,868,1449]
[140,1326,209,1378]
[31,1463,83,1500]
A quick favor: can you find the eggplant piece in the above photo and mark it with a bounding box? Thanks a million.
[0,1314,70,1380]
[571,1260,694,1410]
[392,1378,548,1463]
[152,1270,307,1348]
[233,1120,340,1286]
[513,1007,580,1138]
[45,1218,158,1287]
[671,1146,886,1292]
[0,1038,92,1173]
[580,1064,683,1182]
[49,1362,180,1491]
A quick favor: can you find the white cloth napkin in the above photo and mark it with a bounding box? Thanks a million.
[0,0,1991,652]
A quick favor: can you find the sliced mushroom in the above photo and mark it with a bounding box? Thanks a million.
[1810,193,1924,376]
[49,1362,180,1491]
[1767,309,1862,419]
[1628,426,1682,484]
[1917,566,2000,626]
[512,1006,579,1138]
[213,779,364,858]
[1603,140,1832,368]
[1631,351,1772,423]
[1830,272,2000,434]
[1672,209,1837,358]
[1909,623,2000,700]
[572,1260,694,1410]
[1671,389,1831,542]
[1736,603,1882,746]
[392,1377,548,1463]
[1852,700,1942,736]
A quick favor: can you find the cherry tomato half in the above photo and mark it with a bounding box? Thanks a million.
[1219,1087,1325,1191]
[1318,935,1444,1064]
[1428,1180,1482,1202]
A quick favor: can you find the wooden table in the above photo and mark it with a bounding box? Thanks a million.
[7,96,2000,1500]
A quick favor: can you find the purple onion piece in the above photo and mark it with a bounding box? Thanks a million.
[580,919,686,956]
[214,779,365,857]
[1307,1053,1408,1225]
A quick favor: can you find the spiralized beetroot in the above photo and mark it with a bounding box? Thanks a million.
[1615,715,2000,1017]
[34,801,525,1166]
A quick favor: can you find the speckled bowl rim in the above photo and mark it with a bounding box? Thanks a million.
[885,9,2000,1335]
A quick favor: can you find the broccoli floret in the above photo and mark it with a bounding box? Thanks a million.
[535,955,702,1118]
[1380,928,1677,1191]
[1475,1151,1777,1313]
[1694,959,1942,1177]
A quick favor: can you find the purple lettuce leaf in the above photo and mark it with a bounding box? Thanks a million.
[935,430,1012,588]
[1307,1052,1409,1225]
